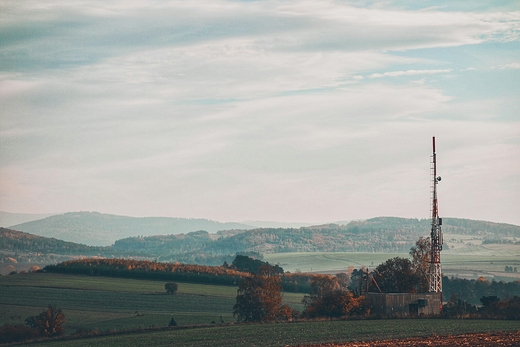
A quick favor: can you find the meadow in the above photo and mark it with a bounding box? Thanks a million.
[0,273,304,333]
[2,272,520,346]
[265,235,520,281]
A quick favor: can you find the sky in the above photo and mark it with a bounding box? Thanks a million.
[1,0,519,225]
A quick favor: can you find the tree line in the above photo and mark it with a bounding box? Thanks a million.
[43,256,315,292]
[44,258,247,286]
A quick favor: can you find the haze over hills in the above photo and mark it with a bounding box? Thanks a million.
[0,227,110,257]
[4,212,519,255]
[8,211,255,246]
[5,211,342,246]
[242,221,318,228]
[2,215,520,275]
[0,211,56,228]
[114,217,520,258]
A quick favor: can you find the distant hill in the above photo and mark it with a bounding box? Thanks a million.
[113,217,520,258]
[9,211,254,246]
[0,211,56,228]
[115,217,423,257]
[0,227,108,255]
[241,220,317,228]
[2,217,520,274]
[0,227,121,274]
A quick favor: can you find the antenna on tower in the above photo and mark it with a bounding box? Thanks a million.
[429,136,443,293]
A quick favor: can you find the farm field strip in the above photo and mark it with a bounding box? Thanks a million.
[0,285,235,313]
[0,273,238,297]
[16,319,520,347]
[0,273,302,331]
[0,303,235,334]
[265,251,520,277]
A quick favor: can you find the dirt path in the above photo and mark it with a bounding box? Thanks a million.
[294,331,520,347]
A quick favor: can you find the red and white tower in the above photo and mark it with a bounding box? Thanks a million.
[429,136,443,293]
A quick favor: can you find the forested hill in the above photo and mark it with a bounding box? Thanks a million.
[2,217,520,270]
[9,212,254,246]
[113,217,520,259]
[0,228,109,256]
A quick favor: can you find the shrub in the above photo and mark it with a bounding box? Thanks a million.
[0,323,39,343]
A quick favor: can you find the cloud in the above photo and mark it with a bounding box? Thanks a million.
[1,1,519,224]
[497,62,520,69]
[368,69,452,78]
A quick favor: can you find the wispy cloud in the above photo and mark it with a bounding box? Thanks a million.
[1,0,519,225]
[497,62,520,69]
[368,69,452,78]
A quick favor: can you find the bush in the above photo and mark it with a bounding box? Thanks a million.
[165,282,179,294]
[168,317,177,326]
[0,323,39,343]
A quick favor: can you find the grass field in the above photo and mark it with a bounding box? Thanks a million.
[0,273,304,333]
[2,273,520,346]
[15,319,520,347]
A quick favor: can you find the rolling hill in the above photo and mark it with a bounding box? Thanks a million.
[0,227,108,255]
[9,211,254,246]
[0,227,121,275]
[114,217,520,259]
[2,215,520,276]
[0,211,56,228]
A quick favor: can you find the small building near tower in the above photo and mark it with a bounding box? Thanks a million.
[366,292,442,317]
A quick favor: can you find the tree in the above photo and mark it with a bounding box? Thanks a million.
[233,266,283,322]
[302,275,365,318]
[165,282,179,294]
[409,237,430,292]
[168,316,177,326]
[276,304,295,322]
[28,265,41,273]
[25,305,65,337]
[335,273,350,290]
[443,293,477,318]
[231,255,283,275]
[374,257,418,293]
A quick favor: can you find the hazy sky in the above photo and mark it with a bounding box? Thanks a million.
[1,0,519,225]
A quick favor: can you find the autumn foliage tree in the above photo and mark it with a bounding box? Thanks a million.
[302,275,365,318]
[25,305,65,337]
[233,266,292,322]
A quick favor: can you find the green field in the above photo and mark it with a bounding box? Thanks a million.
[0,273,304,333]
[265,239,520,281]
[2,273,520,346]
[15,319,520,347]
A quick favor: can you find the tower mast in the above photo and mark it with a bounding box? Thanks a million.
[429,136,443,293]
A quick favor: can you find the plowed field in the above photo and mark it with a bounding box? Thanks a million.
[295,331,520,347]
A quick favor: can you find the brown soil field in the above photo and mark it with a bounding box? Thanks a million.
[295,330,520,347]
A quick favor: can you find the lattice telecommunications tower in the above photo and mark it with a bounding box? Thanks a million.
[429,136,443,293]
